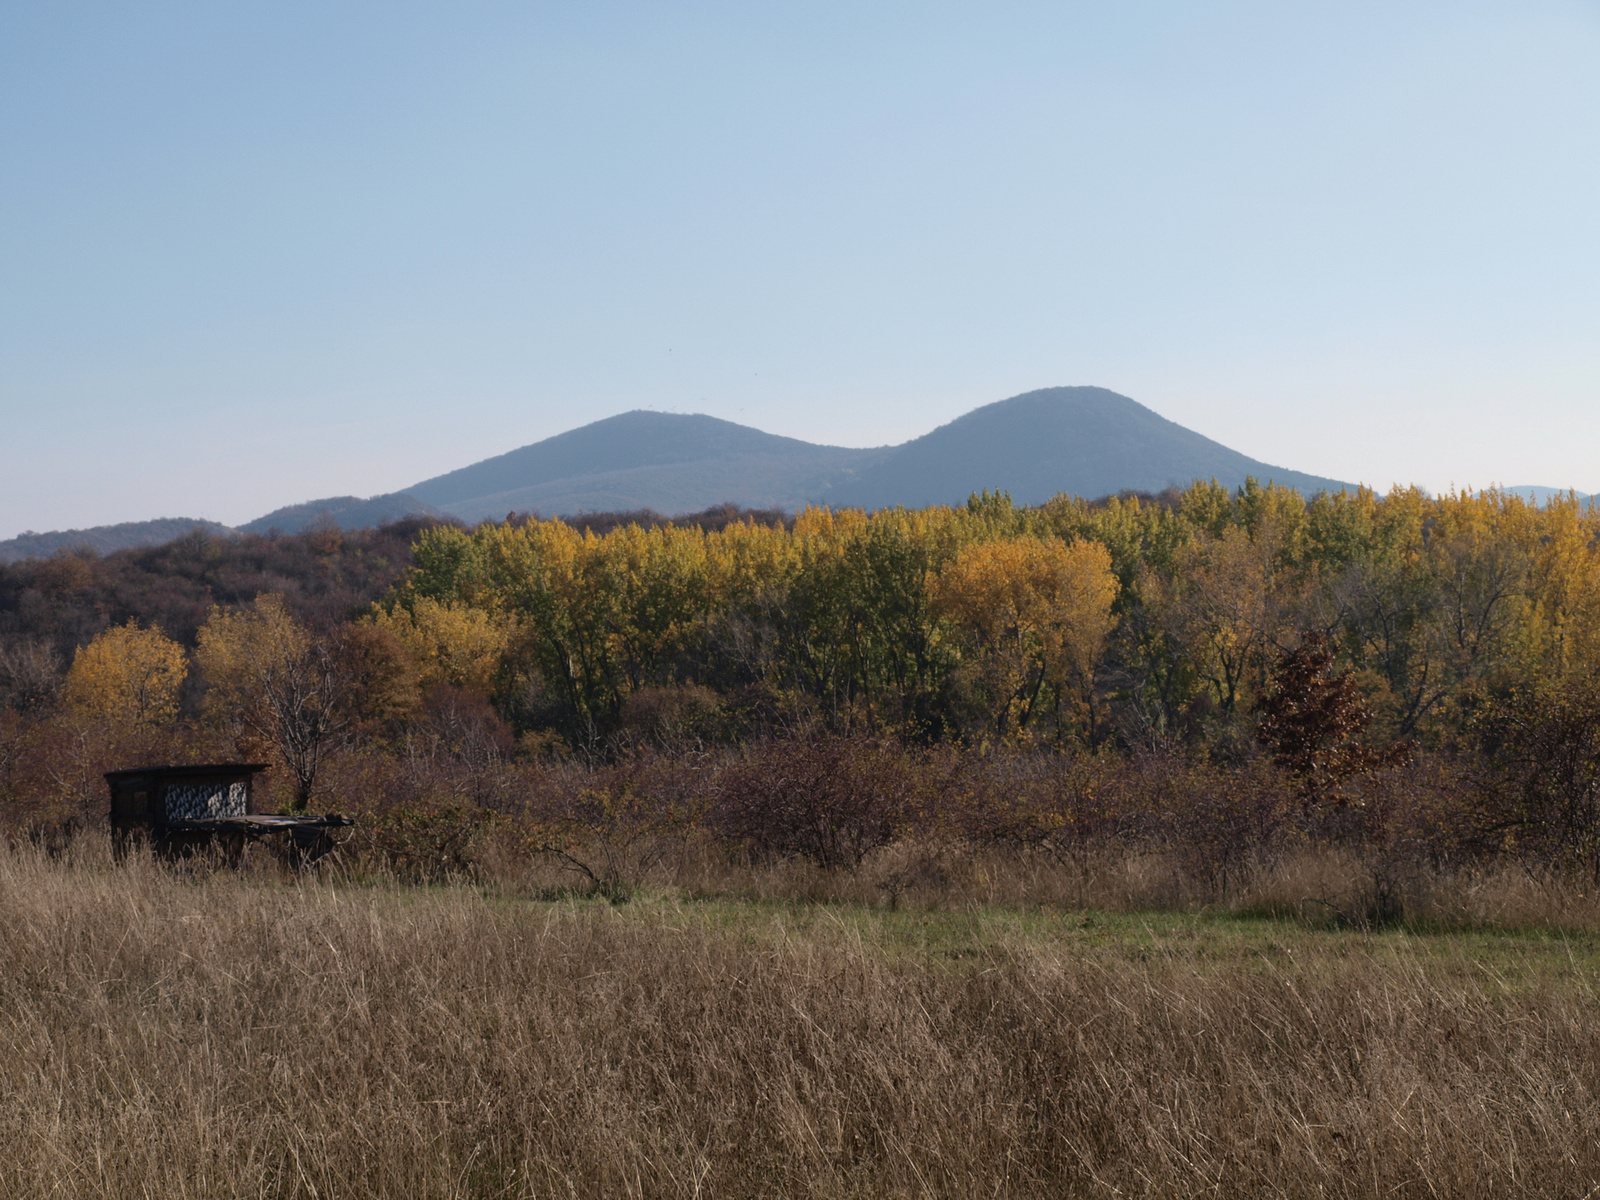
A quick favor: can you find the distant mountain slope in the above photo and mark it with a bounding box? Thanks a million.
[406,389,1349,522]
[828,387,1349,510]
[238,492,444,535]
[409,411,884,521]
[0,518,237,564]
[4,387,1355,557]
[1503,486,1599,507]
[0,497,439,561]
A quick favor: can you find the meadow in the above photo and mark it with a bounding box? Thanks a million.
[4,839,1599,1199]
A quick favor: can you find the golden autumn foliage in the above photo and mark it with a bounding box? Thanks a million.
[62,620,187,727]
[21,485,1600,897]
[367,597,511,695]
[0,477,1572,768]
[195,593,310,720]
[380,484,1600,752]
[930,537,1118,737]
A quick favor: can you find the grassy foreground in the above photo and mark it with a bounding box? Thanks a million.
[3,847,1599,1198]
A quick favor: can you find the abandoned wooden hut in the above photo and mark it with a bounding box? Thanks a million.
[106,763,352,861]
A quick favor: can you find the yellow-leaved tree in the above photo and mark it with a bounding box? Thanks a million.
[930,536,1118,740]
[62,620,187,727]
[368,597,511,695]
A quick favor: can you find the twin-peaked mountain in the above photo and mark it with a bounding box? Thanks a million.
[0,387,1359,560]
[407,386,1350,523]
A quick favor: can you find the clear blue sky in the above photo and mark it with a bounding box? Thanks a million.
[3,1,1598,537]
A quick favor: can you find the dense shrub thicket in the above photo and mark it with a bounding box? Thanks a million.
[6,483,1600,893]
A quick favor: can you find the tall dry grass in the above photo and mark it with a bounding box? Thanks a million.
[3,840,1600,1198]
[515,830,1600,937]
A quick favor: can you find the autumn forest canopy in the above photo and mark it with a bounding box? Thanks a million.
[7,481,1600,887]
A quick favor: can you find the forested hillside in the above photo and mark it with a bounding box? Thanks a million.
[0,518,238,564]
[0,519,437,667]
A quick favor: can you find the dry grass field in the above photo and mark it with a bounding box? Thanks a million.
[3,842,1600,1199]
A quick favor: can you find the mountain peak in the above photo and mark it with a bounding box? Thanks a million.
[825,386,1347,509]
[0,388,1355,561]
[407,410,882,520]
[403,386,1350,520]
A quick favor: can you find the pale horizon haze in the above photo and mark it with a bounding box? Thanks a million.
[2,1,1598,537]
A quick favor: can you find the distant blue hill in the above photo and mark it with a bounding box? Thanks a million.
[236,492,444,535]
[1,387,1363,560]
[407,411,882,522]
[407,386,1352,521]
[1499,486,1599,507]
[0,518,237,564]
[825,386,1349,509]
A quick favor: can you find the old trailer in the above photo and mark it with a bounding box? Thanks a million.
[106,763,353,863]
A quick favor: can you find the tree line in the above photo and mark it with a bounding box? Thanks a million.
[5,483,1600,882]
[378,481,1600,756]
